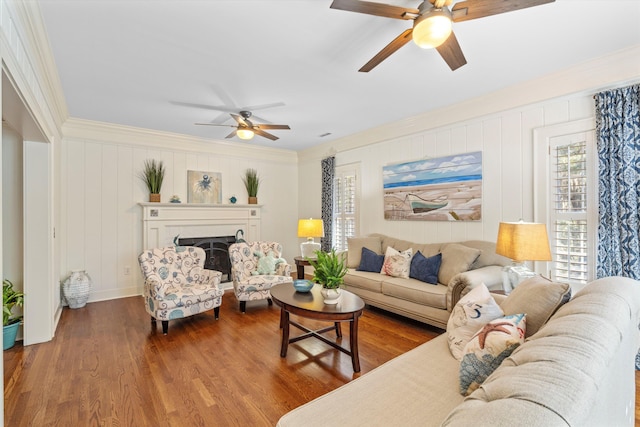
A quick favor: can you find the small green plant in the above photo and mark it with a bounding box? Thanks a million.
[3,279,24,327]
[242,168,260,197]
[308,249,347,289]
[139,159,165,194]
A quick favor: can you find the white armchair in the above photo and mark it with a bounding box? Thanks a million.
[138,246,223,334]
[228,241,293,313]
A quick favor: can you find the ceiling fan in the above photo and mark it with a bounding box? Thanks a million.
[196,110,291,141]
[330,0,555,72]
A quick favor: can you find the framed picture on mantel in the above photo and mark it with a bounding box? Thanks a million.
[187,170,222,204]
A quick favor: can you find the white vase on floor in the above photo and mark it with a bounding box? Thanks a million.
[62,270,92,309]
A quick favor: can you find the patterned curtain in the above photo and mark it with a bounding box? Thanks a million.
[320,156,335,252]
[595,84,640,280]
[593,84,640,371]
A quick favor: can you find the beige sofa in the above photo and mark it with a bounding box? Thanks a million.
[278,276,640,426]
[343,234,511,329]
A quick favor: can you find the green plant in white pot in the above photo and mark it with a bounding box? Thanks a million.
[308,249,347,304]
[3,279,24,350]
[243,168,260,204]
[139,159,165,202]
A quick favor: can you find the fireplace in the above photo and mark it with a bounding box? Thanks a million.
[178,236,236,282]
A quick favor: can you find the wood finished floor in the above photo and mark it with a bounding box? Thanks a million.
[4,292,640,426]
[4,291,440,426]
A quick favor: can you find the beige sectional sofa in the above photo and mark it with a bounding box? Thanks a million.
[343,234,511,329]
[278,276,640,426]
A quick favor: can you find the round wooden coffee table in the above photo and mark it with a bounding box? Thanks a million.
[270,282,365,372]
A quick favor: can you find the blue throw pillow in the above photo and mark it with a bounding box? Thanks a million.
[410,251,442,284]
[356,247,385,272]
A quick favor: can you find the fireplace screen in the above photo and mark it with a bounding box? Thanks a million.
[177,236,236,282]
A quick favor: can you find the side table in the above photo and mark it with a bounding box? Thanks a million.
[294,256,312,280]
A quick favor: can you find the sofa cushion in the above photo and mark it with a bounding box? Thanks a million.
[439,243,481,285]
[381,277,448,310]
[381,246,413,278]
[500,275,571,337]
[356,247,385,273]
[410,251,442,284]
[459,313,526,396]
[347,236,382,268]
[344,270,383,293]
[447,283,504,360]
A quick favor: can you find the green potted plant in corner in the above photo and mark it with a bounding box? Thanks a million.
[243,168,260,204]
[139,159,165,202]
[308,249,347,304]
[3,279,24,350]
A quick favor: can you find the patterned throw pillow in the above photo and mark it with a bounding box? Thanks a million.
[447,283,504,360]
[380,246,413,278]
[409,251,442,284]
[459,313,527,396]
[356,247,385,272]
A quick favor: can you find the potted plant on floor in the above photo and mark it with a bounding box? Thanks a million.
[3,279,24,350]
[139,159,165,202]
[308,249,347,304]
[242,168,260,204]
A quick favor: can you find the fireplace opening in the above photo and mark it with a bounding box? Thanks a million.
[178,235,236,282]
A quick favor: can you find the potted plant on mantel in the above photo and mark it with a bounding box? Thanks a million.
[308,249,347,305]
[243,168,260,204]
[3,279,24,350]
[139,159,165,202]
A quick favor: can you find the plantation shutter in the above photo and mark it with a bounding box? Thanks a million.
[549,133,594,285]
[332,165,359,252]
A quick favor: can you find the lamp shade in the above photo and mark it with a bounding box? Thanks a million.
[496,221,552,263]
[297,218,324,239]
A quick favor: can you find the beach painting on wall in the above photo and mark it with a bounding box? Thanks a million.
[383,152,482,221]
[187,170,222,204]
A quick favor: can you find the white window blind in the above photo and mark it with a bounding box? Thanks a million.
[549,133,595,285]
[332,164,359,252]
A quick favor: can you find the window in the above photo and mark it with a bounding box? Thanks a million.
[332,164,359,252]
[548,131,596,286]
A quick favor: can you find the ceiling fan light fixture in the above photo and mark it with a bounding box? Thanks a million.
[236,128,255,140]
[412,8,452,49]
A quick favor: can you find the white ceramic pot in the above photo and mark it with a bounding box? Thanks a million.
[62,270,92,309]
[320,287,341,305]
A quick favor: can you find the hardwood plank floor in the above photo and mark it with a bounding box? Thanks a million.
[5,291,640,426]
[4,291,439,426]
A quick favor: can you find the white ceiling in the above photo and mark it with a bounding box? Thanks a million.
[38,0,640,151]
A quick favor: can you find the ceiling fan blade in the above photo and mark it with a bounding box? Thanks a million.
[253,128,279,141]
[171,101,239,113]
[194,122,235,127]
[330,0,418,20]
[359,28,413,73]
[242,102,286,112]
[452,0,555,22]
[435,31,467,71]
[255,124,290,130]
[225,130,237,139]
[230,113,249,127]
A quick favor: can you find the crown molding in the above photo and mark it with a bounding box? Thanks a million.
[298,44,640,162]
[62,117,299,164]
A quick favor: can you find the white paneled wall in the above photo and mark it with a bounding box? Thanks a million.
[299,93,595,247]
[61,127,299,302]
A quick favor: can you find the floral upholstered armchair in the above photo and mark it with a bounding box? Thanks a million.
[138,246,223,334]
[228,241,293,313]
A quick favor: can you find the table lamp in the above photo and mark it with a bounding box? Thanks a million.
[496,220,552,293]
[298,218,324,259]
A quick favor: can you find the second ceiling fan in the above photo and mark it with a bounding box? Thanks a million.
[196,110,291,141]
[330,0,555,72]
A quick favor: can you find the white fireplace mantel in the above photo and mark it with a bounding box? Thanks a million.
[140,203,261,250]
